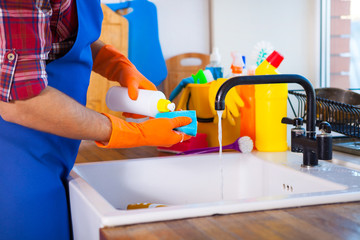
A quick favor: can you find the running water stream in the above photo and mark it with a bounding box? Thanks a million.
[217,110,224,200]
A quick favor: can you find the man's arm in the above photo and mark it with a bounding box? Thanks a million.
[0,86,111,142]
[0,40,151,143]
[0,47,192,147]
[91,40,105,60]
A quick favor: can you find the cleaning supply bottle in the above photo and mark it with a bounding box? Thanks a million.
[229,51,244,77]
[106,86,175,117]
[255,50,287,152]
[238,65,256,142]
[241,55,247,75]
[229,51,250,141]
[205,47,223,80]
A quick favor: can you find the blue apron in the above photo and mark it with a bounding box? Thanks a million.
[0,0,102,239]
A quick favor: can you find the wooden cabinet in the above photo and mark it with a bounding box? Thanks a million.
[86,4,128,117]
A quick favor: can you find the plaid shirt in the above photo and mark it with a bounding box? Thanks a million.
[0,0,77,102]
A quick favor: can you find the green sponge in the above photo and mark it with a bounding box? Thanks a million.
[155,110,197,136]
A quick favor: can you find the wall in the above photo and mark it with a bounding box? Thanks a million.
[211,0,321,86]
[151,0,210,59]
[101,0,321,86]
[101,0,211,60]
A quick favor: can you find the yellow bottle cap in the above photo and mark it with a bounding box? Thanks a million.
[157,99,175,112]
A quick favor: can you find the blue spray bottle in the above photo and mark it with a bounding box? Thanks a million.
[205,47,223,80]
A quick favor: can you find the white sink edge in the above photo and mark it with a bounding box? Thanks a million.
[98,190,360,227]
[69,151,360,228]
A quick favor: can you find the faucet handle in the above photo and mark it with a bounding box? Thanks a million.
[281,117,293,125]
[319,121,332,134]
[281,117,303,127]
[293,117,304,127]
[317,121,332,160]
[284,117,306,153]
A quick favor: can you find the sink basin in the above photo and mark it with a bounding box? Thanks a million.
[68,151,360,240]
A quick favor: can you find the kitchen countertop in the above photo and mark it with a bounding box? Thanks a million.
[76,140,360,240]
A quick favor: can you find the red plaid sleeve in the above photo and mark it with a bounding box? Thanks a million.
[0,1,52,102]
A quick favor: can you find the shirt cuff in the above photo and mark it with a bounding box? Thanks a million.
[0,50,48,102]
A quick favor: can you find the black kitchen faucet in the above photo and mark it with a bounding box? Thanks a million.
[214,74,333,167]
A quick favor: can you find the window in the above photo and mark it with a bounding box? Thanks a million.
[324,0,360,89]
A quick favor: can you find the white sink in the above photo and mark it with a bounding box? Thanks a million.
[68,151,360,240]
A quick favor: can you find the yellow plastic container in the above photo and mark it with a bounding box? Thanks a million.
[255,51,288,152]
[255,83,288,151]
[177,83,241,147]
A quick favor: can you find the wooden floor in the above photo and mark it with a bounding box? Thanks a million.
[76,140,360,240]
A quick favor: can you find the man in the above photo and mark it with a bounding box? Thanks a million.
[0,1,191,239]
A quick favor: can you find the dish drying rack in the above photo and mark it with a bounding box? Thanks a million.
[288,90,360,138]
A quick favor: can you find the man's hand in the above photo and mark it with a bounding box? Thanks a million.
[96,113,192,148]
[91,41,156,100]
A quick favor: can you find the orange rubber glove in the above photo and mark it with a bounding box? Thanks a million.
[92,45,157,119]
[95,113,192,148]
[93,45,156,100]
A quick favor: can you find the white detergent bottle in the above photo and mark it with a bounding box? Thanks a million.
[106,86,175,117]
